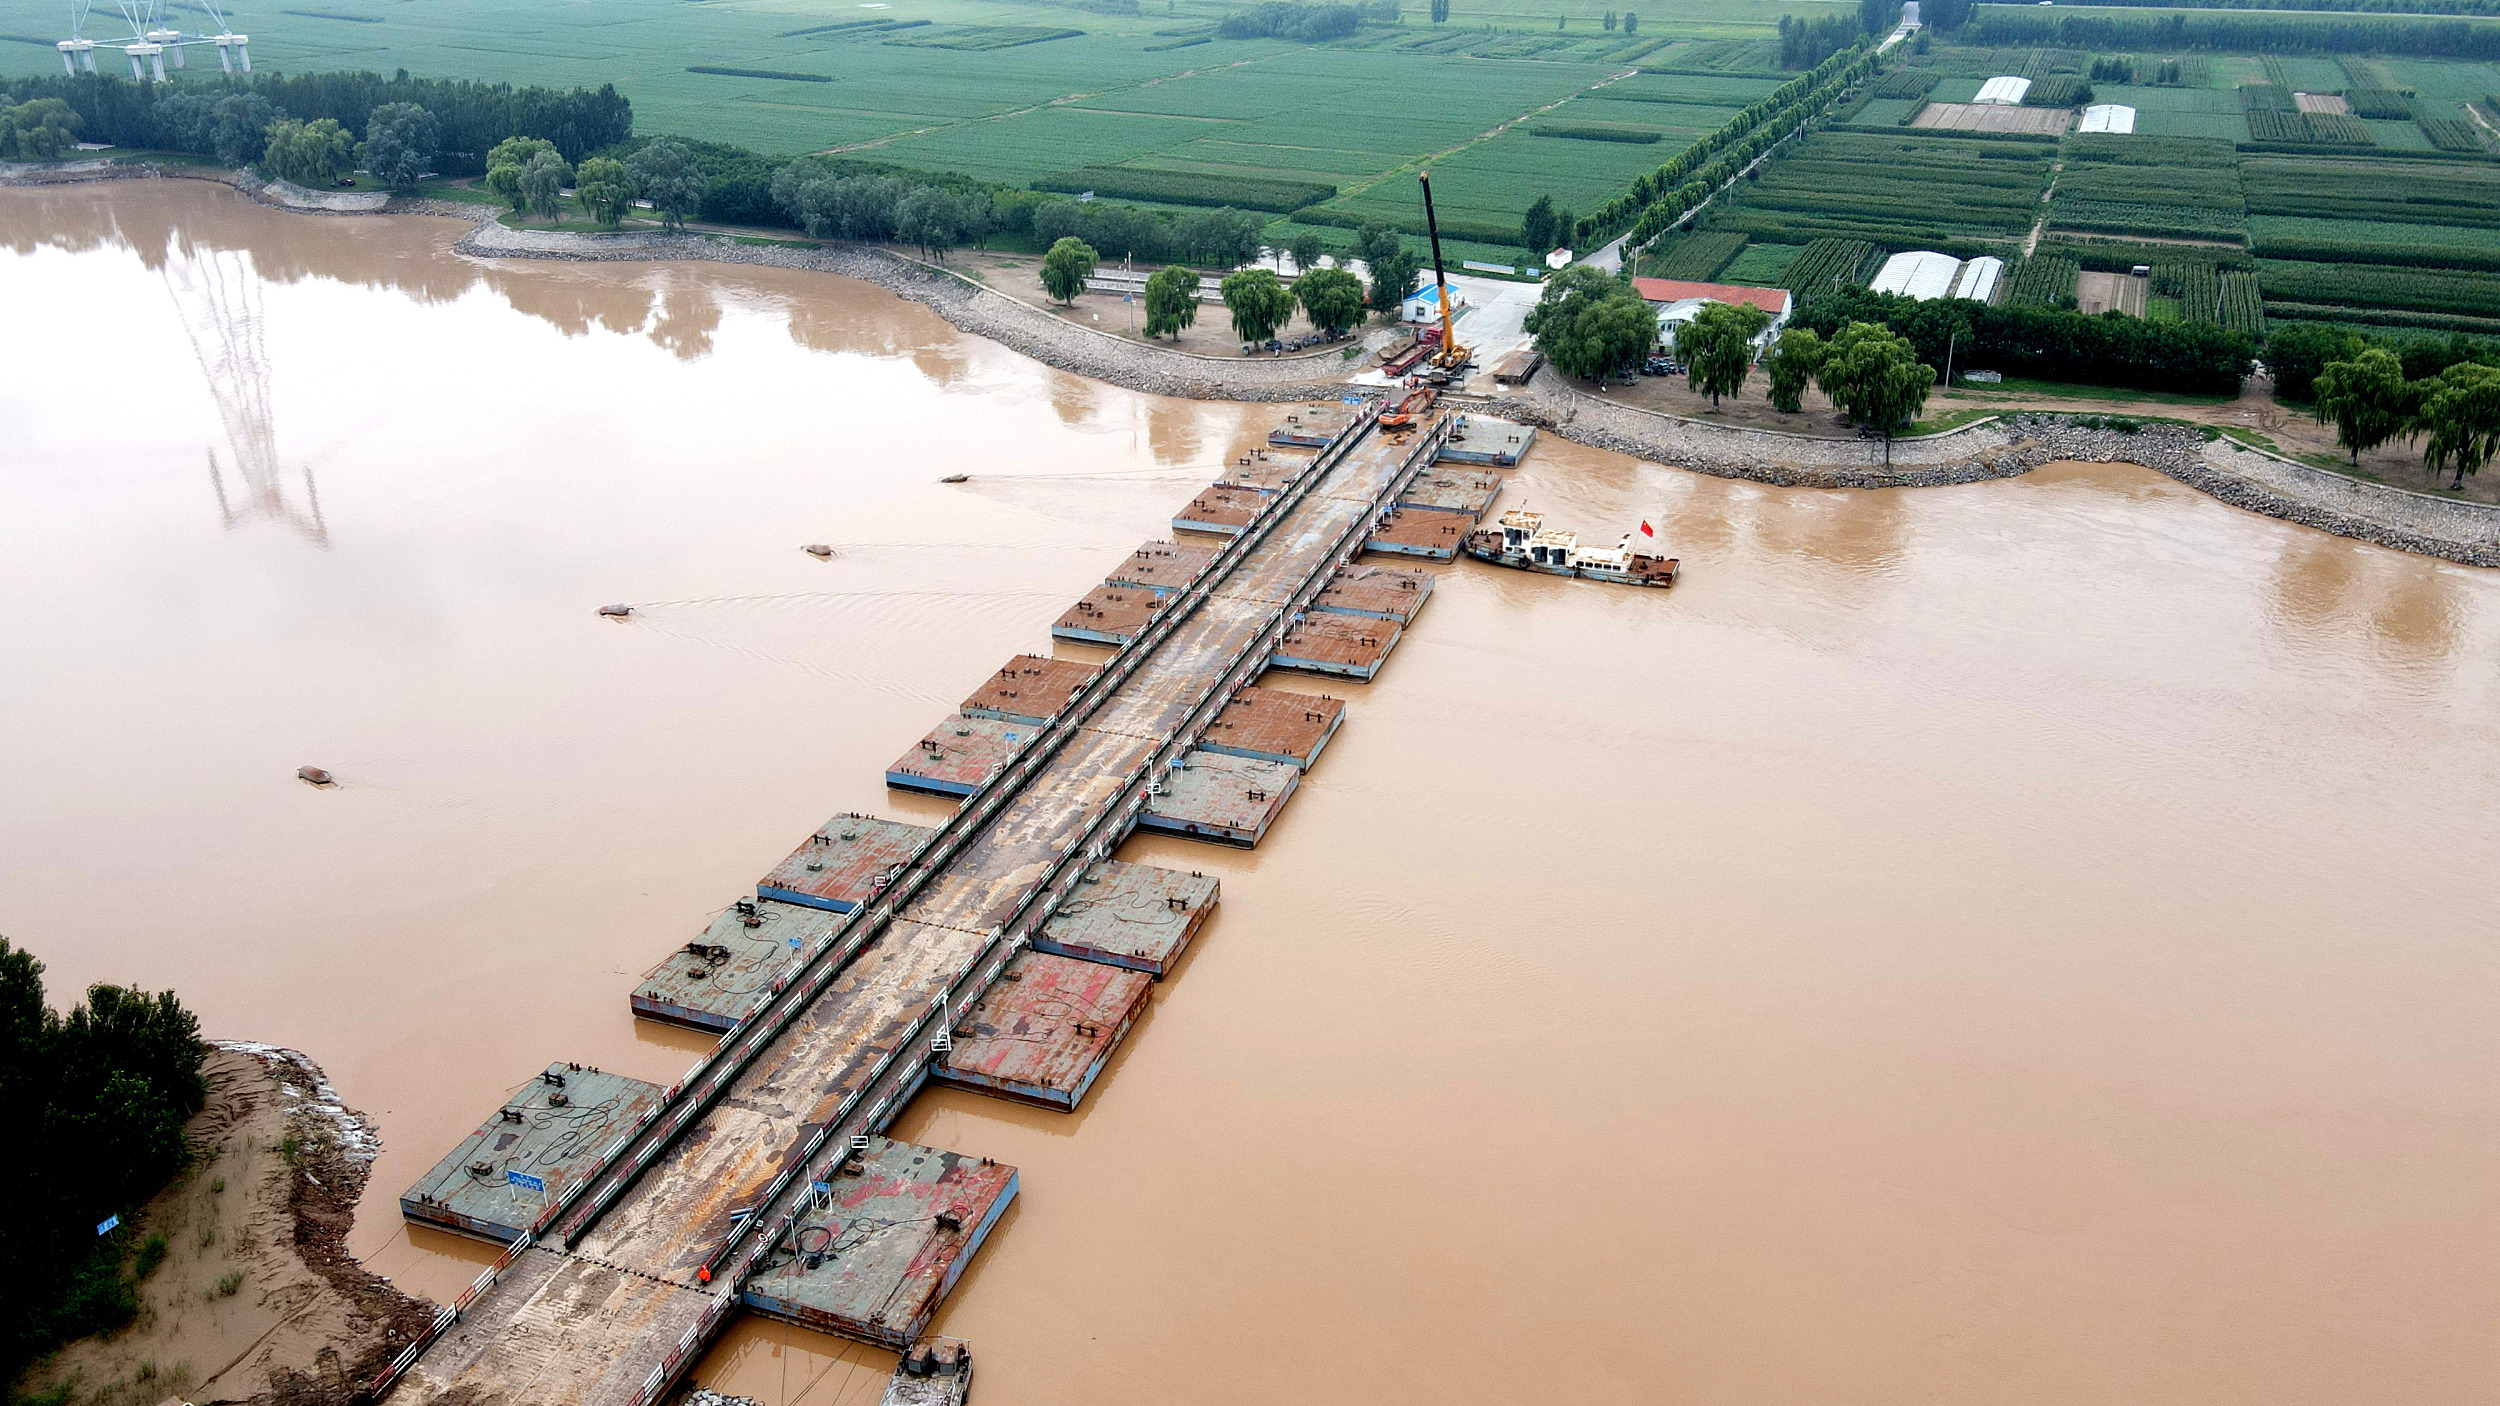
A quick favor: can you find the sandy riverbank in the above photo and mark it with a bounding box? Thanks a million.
[18,1046,432,1406]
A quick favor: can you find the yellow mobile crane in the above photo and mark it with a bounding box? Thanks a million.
[1416,170,1471,379]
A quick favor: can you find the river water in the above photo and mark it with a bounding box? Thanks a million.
[3,181,2495,1406]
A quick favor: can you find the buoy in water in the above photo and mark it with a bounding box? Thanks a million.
[939,473,970,484]
[297,766,335,786]
[598,603,634,618]
[803,544,834,558]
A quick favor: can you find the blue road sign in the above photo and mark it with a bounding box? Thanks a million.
[507,1170,546,1194]
[96,1214,119,1236]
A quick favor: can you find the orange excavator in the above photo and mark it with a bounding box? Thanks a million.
[1380,383,1437,432]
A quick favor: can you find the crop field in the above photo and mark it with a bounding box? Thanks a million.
[1912,102,2074,135]
[2001,254,2080,309]
[2046,135,2245,242]
[1298,85,1747,240]
[1716,239,1800,285]
[0,0,1880,254]
[1649,230,1749,279]
[1702,39,2500,338]
[1777,237,1880,296]
[1706,130,2055,247]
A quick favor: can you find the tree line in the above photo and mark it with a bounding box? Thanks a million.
[1038,221,1417,344]
[2279,324,2500,487]
[1217,1,1402,40]
[1964,8,2500,57]
[1792,287,2257,395]
[0,70,629,173]
[1594,43,1880,255]
[0,938,207,1382]
[1520,266,1945,439]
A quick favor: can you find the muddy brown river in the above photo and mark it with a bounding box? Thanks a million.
[3,182,2495,1406]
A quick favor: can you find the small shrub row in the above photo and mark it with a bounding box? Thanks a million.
[1532,123,1665,143]
[1779,236,1880,295]
[1652,230,1749,279]
[2344,86,2417,118]
[1031,166,1335,213]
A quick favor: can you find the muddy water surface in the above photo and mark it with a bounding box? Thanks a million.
[3,182,2495,1406]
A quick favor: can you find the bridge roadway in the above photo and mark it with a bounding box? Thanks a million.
[386,406,1445,1406]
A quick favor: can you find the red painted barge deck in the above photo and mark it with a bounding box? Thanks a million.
[1202,684,1346,768]
[1050,583,1160,644]
[959,654,1101,726]
[937,951,1152,1110]
[1313,562,1434,624]
[1104,539,1218,595]
[1173,484,1270,537]
[759,815,936,912]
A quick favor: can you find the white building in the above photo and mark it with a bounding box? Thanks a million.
[1871,250,2002,304]
[1632,278,1794,352]
[1401,281,1466,324]
[1973,75,2032,106]
[2077,103,2137,133]
[1870,250,1963,300]
[1949,256,2003,303]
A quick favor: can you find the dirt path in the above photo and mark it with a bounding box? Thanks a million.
[19,1046,432,1406]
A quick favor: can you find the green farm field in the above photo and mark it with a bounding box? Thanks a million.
[0,0,1864,253]
[1688,35,2500,335]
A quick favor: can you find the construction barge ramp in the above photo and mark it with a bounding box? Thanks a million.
[372,402,1513,1406]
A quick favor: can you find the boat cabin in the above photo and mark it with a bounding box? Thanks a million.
[1495,508,1542,553]
[1527,530,1580,567]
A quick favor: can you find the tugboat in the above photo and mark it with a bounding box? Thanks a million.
[1464,508,1678,586]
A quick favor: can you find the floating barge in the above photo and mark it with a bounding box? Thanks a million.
[1437,414,1536,465]
[1140,750,1300,846]
[959,654,1100,726]
[631,898,840,1032]
[1396,466,1504,518]
[1034,860,1219,976]
[1465,509,1678,586]
[1105,539,1217,595]
[1050,583,1160,645]
[886,717,1034,796]
[760,814,936,912]
[1267,402,1355,448]
[1274,612,1402,681]
[1201,684,1345,768]
[937,951,1152,1110]
[740,1137,1018,1350]
[1313,562,1434,624]
[401,1064,666,1243]
[1216,452,1303,494]
[1365,507,1469,562]
[1173,485,1271,537]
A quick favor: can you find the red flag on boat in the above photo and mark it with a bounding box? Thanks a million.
[1639,520,1655,538]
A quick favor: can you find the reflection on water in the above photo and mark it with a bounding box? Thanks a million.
[5,181,2498,1406]
[2272,529,2467,665]
[649,282,722,362]
[163,238,329,544]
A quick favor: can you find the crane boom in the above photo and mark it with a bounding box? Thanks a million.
[1416,170,1469,373]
